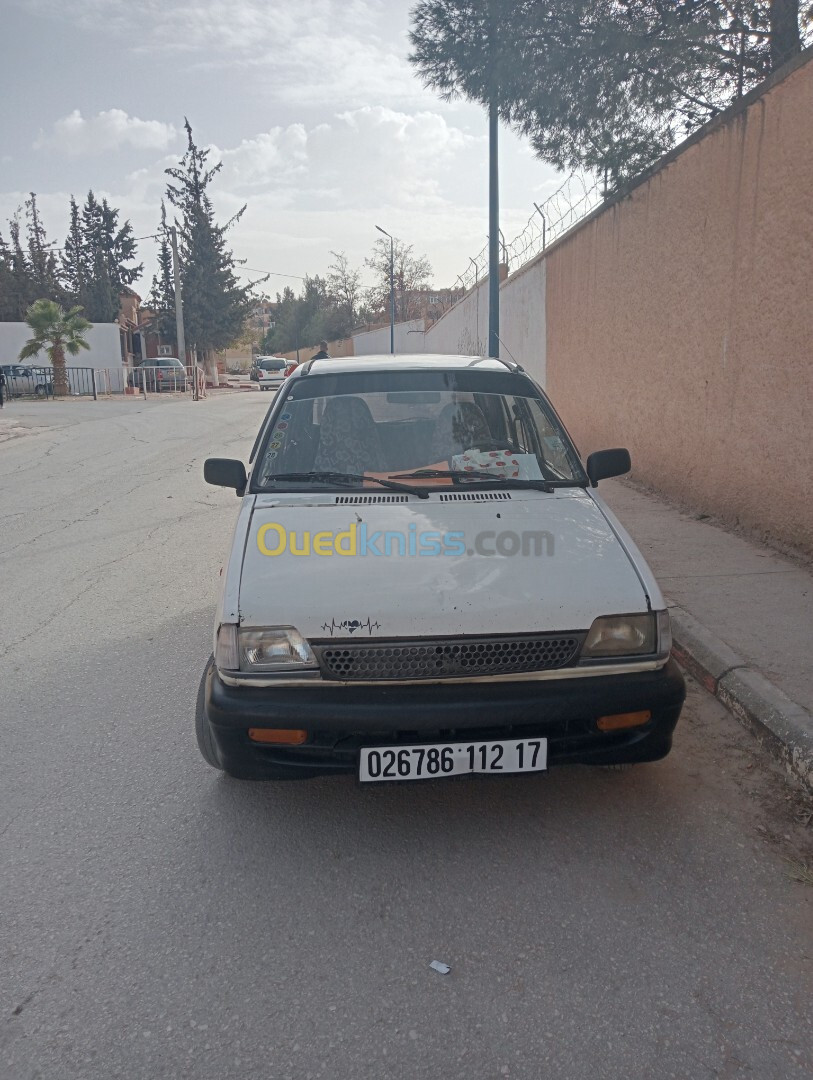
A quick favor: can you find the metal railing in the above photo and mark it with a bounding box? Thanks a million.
[1,365,99,400]
[1,363,210,401]
[455,172,604,292]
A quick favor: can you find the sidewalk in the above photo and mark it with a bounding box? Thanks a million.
[602,479,813,792]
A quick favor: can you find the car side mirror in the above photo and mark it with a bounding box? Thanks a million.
[204,458,247,495]
[585,448,631,487]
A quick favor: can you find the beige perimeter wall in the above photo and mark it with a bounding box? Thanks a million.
[545,51,813,555]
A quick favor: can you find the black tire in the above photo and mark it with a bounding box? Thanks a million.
[35,385,47,398]
[599,763,635,772]
[195,658,222,770]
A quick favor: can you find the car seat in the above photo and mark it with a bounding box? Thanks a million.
[430,402,492,462]
[313,396,385,474]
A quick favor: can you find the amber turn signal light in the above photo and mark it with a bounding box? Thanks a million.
[248,728,308,745]
[596,710,651,732]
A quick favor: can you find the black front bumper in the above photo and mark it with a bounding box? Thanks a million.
[204,660,686,779]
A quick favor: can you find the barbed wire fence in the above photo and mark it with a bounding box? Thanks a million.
[454,172,604,293]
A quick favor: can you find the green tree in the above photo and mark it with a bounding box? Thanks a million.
[409,1,810,187]
[19,299,91,397]
[261,285,298,354]
[0,214,36,320]
[25,194,63,303]
[145,201,177,349]
[61,196,86,307]
[165,119,262,382]
[261,266,363,356]
[0,233,13,321]
[76,191,142,322]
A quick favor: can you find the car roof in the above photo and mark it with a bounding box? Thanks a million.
[291,354,518,377]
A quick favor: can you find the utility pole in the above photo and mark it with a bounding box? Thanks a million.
[488,92,500,359]
[487,0,500,359]
[170,225,195,400]
[376,225,396,354]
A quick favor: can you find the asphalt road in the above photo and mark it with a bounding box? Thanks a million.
[1,395,811,1080]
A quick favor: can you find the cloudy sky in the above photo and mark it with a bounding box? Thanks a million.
[1,0,564,298]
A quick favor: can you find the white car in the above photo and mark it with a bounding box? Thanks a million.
[254,356,288,391]
[199,354,685,782]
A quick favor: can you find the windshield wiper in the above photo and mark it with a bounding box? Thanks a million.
[265,471,430,499]
[391,468,557,493]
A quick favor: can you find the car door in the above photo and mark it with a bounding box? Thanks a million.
[8,366,28,395]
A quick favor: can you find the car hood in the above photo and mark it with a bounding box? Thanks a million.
[238,490,650,638]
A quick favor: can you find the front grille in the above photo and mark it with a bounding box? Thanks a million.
[438,491,512,502]
[334,495,409,504]
[314,633,584,681]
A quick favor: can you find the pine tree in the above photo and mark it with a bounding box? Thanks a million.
[165,119,263,382]
[145,201,177,348]
[0,231,16,321]
[25,193,63,303]
[62,196,87,309]
[77,191,142,322]
[0,213,36,320]
[409,1,809,186]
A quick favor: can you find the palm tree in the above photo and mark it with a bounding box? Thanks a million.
[19,299,91,397]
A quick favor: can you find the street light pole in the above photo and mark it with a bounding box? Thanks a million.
[170,225,195,400]
[487,0,500,359]
[376,225,395,355]
[488,93,500,359]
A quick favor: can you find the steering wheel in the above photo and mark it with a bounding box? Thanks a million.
[468,438,528,455]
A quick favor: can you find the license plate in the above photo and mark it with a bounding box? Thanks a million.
[358,738,547,783]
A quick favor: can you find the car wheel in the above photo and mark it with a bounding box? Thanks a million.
[35,385,47,398]
[599,763,635,772]
[195,659,223,770]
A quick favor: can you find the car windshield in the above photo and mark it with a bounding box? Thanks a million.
[254,369,586,490]
[259,359,285,371]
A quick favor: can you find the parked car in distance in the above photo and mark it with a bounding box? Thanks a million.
[252,356,288,391]
[0,364,53,398]
[198,353,685,783]
[129,357,188,392]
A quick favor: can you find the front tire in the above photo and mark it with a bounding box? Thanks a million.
[195,659,222,770]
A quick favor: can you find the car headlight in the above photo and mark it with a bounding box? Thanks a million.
[581,613,658,660]
[215,625,318,672]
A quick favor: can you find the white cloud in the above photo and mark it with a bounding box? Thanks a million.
[215,125,309,194]
[207,108,479,214]
[35,109,178,156]
[23,0,427,110]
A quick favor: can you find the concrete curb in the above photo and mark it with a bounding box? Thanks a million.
[669,603,813,793]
